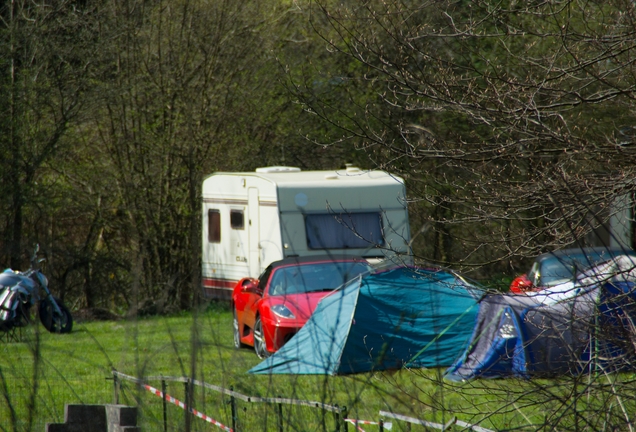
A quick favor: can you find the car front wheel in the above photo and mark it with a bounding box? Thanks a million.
[253,316,270,359]
[233,309,242,349]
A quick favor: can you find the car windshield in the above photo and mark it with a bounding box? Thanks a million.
[536,260,576,286]
[268,261,371,296]
[536,251,634,287]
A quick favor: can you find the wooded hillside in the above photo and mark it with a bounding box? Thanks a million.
[1,0,634,314]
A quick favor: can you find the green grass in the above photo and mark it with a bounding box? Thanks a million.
[1,304,635,431]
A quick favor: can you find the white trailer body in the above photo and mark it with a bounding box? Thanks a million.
[201,166,411,299]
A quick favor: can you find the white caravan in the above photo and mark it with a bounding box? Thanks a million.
[201,166,411,299]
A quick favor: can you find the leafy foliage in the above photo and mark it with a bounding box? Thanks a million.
[292,0,636,277]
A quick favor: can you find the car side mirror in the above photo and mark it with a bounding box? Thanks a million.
[241,280,261,295]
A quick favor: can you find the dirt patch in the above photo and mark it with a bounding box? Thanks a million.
[74,307,122,323]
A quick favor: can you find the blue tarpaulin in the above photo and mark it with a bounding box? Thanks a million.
[249,267,482,375]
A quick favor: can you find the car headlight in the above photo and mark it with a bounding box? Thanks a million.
[271,304,296,319]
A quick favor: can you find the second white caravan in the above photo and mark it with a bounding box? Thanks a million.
[201,165,411,299]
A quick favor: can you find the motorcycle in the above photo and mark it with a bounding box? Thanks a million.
[0,245,73,334]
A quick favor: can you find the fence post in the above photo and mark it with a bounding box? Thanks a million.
[230,386,238,432]
[342,406,348,432]
[184,380,192,432]
[162,380,168,432]
[112,372,119,405]
[277,396,283,432]
[334,404,340,432]
[379,419,384,432]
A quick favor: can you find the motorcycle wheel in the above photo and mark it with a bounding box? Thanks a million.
[39,297,73,334]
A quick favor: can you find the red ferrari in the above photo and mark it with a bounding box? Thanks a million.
[232,255,372,358]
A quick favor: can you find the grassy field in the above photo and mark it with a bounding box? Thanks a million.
[1,303,634,431]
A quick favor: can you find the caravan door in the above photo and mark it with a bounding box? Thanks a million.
[248,188,261,277]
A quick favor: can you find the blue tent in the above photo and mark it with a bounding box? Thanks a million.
[249,267,482,375]
[446,256,636,380]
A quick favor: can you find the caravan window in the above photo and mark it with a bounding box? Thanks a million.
[230,209,244,230]
[208,209,221,243]
[305,212,384,249]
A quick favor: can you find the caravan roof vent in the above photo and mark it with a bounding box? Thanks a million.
[255,166,301,173]
[345,164,362,174]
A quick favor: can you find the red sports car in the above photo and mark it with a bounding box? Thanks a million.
[232,255,372,358]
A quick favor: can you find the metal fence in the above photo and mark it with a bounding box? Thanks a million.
[0,362,493,432]
[113,370,349,432]
[112,370,494,432]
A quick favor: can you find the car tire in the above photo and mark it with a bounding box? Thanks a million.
[233,309,244,349]
[253,316,270,359]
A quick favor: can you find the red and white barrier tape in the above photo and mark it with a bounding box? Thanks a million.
[143,384,233,432]
[143,384,186,410]
[345,418,392,431]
